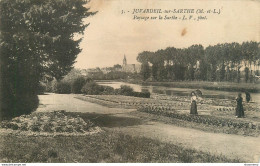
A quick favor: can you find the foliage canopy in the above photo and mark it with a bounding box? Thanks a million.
[0,0,96,119]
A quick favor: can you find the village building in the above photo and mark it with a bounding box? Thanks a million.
[122,55,141,73]
[80,68,102,76]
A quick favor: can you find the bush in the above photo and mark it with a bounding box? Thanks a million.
[132,92,150,98]
[56,82,71,94]
[81,81,103,95]
[45,79,58,92]
[100,86,115,95]
[80,82,149,98]
[81,81,116,95]
[115,85,150,98]
[71,77,88,94]
[117,85,134,96]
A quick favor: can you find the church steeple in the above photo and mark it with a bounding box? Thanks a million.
[123,54,127,66]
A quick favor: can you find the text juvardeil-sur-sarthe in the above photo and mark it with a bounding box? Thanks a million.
[132,9,195,14]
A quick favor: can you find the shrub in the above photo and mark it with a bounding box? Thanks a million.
[100,86,115,95]
[117,85,134,96]
[71,77,88,94]
[81,82,149,98]
[56,81,71,94]
[131,92,150,98]
[45,79,58,92]
[115,85,150,98]
[81,81,103,95]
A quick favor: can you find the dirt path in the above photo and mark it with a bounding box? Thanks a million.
[37,93,260,162]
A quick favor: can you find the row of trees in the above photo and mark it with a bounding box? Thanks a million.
[137,42,260,82]
[0,0,95,119]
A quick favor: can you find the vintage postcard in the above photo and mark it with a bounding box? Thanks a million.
[0,0,259,164]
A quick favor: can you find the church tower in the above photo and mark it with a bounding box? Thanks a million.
[123,54,127,66]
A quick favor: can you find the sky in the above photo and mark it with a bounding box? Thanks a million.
[74,0,260,69]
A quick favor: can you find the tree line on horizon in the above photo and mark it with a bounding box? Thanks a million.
[137,41,260,83]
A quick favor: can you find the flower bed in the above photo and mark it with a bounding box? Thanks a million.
[152,94,235,107]
[0,111,99,134]
[215,105,260,112]
[216,107,235,112]
[138,106,260,131]
[75,94,260,126]
[76,95,213,112]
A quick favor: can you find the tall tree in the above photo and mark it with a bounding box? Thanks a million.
[244,67,249,83]
[0,0,96,119]
[140,62,151,81]
[137,51,154,64]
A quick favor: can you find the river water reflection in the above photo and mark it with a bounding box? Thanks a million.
[97,81,260,102]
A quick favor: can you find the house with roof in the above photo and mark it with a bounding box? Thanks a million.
[122,55,141,73]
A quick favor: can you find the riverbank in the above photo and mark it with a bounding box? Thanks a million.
[124,80,260,93]
[95,79,260,93]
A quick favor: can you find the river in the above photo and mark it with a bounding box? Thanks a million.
[97,81,260,102]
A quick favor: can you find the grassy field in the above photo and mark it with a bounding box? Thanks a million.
[0,130,241,163]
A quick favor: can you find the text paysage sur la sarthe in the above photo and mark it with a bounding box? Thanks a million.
[121,8,223,21]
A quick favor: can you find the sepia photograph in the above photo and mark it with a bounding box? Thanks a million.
[0,0,260,164]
